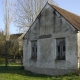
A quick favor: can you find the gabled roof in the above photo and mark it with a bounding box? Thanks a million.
[10,33,23,40]
[24,3,80,38]
[49,3,80,30]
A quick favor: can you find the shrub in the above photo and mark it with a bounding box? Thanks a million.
[0,57,5,64]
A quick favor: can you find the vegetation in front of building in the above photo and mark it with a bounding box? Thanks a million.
[0,66,80,80]
[0,31,23,65]
[0,57,5,64]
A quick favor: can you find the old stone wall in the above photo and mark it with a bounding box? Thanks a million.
[23,3,78,75]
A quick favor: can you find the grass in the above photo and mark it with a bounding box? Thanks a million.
[0,66,80,80]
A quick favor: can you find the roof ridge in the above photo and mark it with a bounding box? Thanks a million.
[49,3,80,17]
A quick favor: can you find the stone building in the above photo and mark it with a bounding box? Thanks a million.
[23,3,80,75]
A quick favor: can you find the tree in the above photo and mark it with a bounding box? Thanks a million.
[8,39,19,62]
[3,0,14,67]
[0,31,5,57]
[14,0,56,32]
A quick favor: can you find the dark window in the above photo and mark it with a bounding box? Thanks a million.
[56,38,65,60]
[58,46,60,52]
[32,47,34,52]
[31,41,37,60]
[63,46,65,52]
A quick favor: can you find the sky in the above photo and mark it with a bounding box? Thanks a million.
[0,0,4,32]
[0,0,80,34]
[55,0,80,15]
[0,0,18,34]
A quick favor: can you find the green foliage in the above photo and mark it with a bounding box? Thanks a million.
[0,31,5,55]
[9,40,18,53]
[0,58,5,64]
[0,66,80,80]
[8,39,19,59]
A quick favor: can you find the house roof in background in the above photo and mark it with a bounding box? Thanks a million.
[49,3,80,30]
[18,32,26,40]
[10,33,23,40]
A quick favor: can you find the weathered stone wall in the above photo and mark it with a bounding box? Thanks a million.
[23,4,78,75]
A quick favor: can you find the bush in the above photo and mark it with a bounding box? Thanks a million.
[0,57,5,64]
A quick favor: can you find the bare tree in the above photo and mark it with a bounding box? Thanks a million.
[3,0,14,67]
[14,0,56,32]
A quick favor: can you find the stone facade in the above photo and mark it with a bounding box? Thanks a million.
[23,3,80,75]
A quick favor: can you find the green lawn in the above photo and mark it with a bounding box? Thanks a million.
[0,66,80,80]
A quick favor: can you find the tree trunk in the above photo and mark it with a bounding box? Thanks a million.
[5,41,9,67]
[13,52,16,62]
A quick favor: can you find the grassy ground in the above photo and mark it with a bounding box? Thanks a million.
[0,66,80,80]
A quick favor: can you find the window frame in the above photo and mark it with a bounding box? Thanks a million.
[56,38,66,60]
[31,40,37,60]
